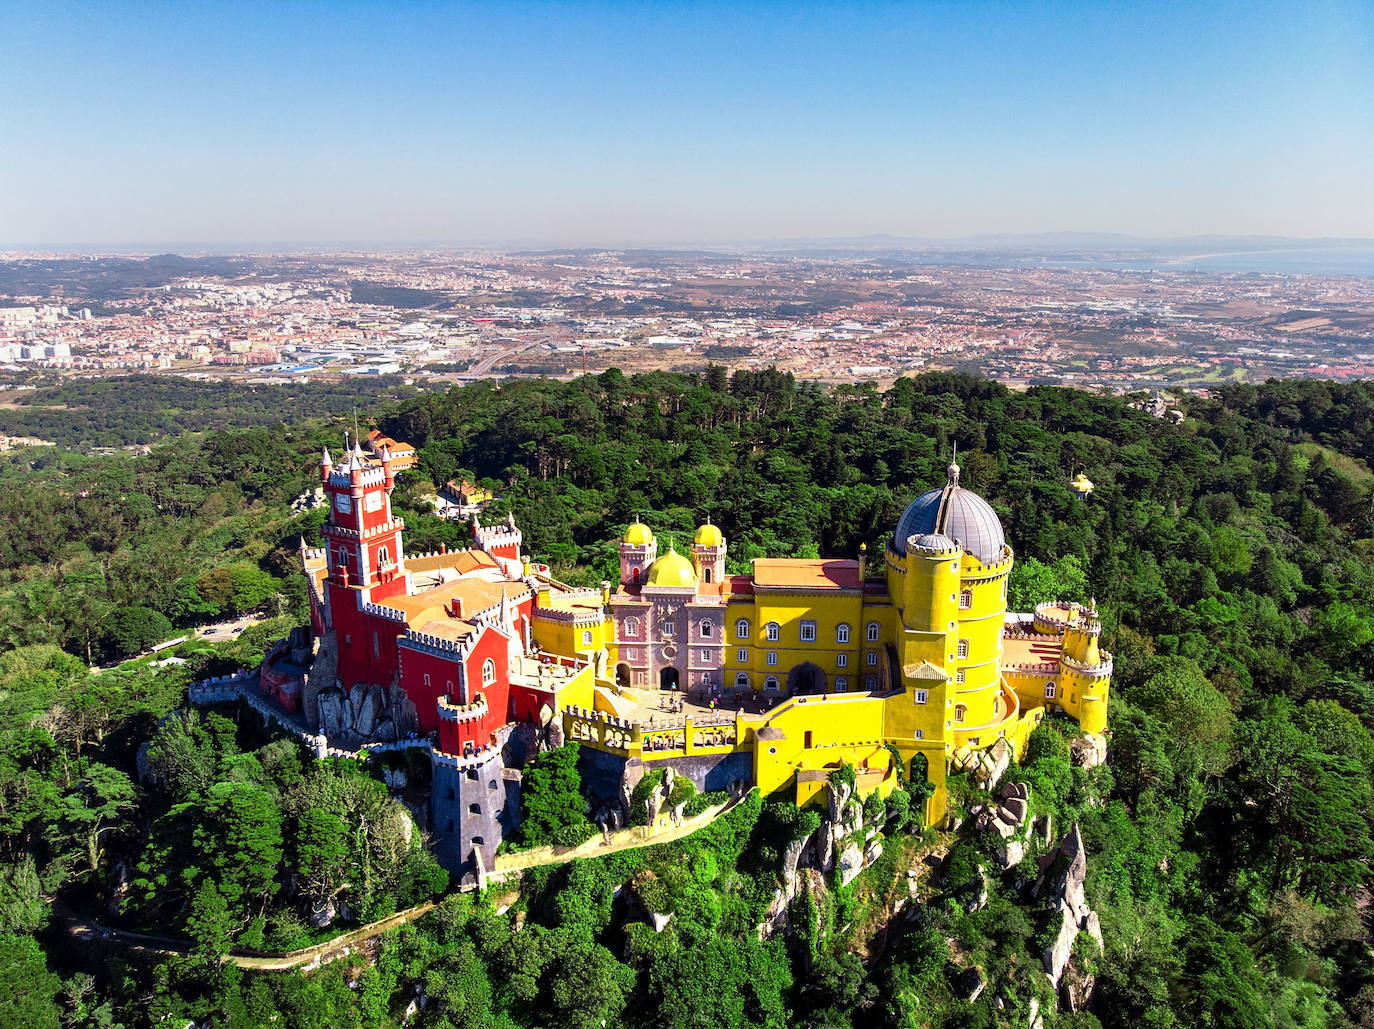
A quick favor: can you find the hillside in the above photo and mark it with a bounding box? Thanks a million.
[0,370,1371,1028]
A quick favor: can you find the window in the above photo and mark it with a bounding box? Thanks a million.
[632,567,641,584]
[736,618,750,639]
[482,659,496,686]
[700,620,712,639]
[765,676,780,690]
[662,619,675,636]
[703,566,713,583]
[956,638,969,659]
[955,669,966,684]
[866,652,877,666]
[866,622,880,642]
[836,623,850,644]
[1045,682,1057,699]
[624,617,639,638]
[468,803,480,815]
[837,653,848,668]
[955,703,967,722]
[581,630,593,645]
[959,589,973,609]
[913,728,924,740]
[423,673,431,687]
[377,544,391,568]
[835,677,847,692]
[735,672,750,687]
[767,651,778,666]
[863,675,877,690]
[914,689,928,704]
[737,648,748,663]
[799,620,817,642]
[765,621,780,642]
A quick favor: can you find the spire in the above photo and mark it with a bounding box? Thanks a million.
[947,441,961,487]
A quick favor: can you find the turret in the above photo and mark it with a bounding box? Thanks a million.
[320,446,333,483]
[690,519,726,585]
[381,444,394,492]
[619,520,658,587]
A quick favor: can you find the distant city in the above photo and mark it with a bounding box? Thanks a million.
[1,245,1372,404]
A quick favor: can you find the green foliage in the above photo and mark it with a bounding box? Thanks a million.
[0,933,61,1029]
[518,743,595,847]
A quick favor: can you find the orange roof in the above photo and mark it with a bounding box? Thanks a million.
[406,550,499,575]
[751,559,861,590]
[388,576,528,636]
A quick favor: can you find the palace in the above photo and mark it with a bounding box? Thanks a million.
[286,442,1111,883]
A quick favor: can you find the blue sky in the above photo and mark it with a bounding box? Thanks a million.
[3,0,1372,245]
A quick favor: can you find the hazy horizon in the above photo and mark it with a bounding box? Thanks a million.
[4,0,1372,247]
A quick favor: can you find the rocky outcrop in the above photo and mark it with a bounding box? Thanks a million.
[973,781,1031,844]
[952,738,1013,790]
[1070,733,1108,768]
[1034,824,1103,989]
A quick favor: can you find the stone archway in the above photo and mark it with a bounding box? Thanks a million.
[787,661,826,696]
[659,666,680,691]
[616,663,632,690]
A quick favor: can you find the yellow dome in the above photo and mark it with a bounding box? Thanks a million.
[693,522,724,547]
[646,548,698,588]
[624,521,655,546]
[1070,473,1094,494]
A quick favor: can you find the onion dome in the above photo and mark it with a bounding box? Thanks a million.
[693,520,724,547]
[623,520,655,546]
[646,548,698,588]
[893,460,1005,563]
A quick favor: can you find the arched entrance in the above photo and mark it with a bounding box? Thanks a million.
[787,661,826,696]
[659,666,680,691]
[615,663,632,690]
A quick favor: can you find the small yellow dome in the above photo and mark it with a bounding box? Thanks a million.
[1070,473,1094,494]
[646,548,697,588]
[693,522,724,547]
[624,521,655,546]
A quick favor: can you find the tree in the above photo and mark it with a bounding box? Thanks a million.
[100,605,174,660]
[1007,554,1088,610]
[294,808,349,902]
[518,743,593,848]
[187,880,233,960]
[0,933,61,1029]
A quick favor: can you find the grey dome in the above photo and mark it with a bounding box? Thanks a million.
[893,464,1005,563]
[908,533,958,553]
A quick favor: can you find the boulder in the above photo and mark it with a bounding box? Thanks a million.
[1070,733,1108,768]
[838,843,865,887]
[308,895,336,929]
[1001,796,1029,824]
[994,840,1025,869]
[650,911,674,933]
[1042,906,1079,984]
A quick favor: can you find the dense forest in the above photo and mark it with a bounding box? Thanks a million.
[1,370,1373,1028]
[0,375,417,447]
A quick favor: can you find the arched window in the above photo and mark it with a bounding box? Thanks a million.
[959,589,973,610]
[863,675,877,690]
[735,672,750,687]
[581,629,593,645]
[836,623,851,644]
[700,620,713,639]
[632,567,641,583]
[624,617,639,638]
[866,622,880,642]
[956,638,969,659]
[736,618,750,639]
[703,566,713,583]
[764,676,780,690]
[482,659,496,686]
[834,677,847,692]
[954,703,967,722]
[377,545,392,569]
[765,621,780,642]
[1045,682,1057,699]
